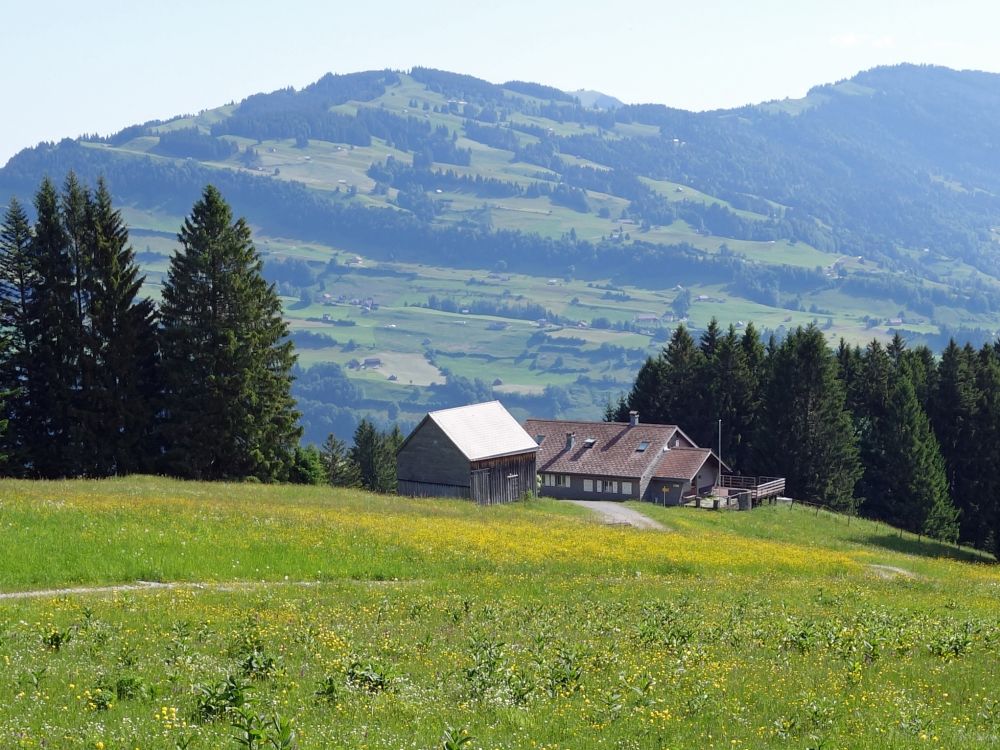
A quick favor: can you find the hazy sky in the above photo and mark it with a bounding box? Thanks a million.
[4,0,1000,164]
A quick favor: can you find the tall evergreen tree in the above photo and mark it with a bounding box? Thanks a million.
[24,179,80,477]
[0,198,36,471]
[901,344,937,414]
[320,433,361,487]
[699,317,722,360]
[158,185,301,480]
[658,324,706,440]
[350,419,395,492]
[735,322,767,469]
[61,173,91,362]
[0,198,35,356]
[621,354,667,422]
[706,326,757,471]
[81,179,159,475]
[758,325,861,509]
[973,349,1000,556]
[930,340,979,537]
[865,375,956,539]
[851,341,893,512]
[836,339,863,414]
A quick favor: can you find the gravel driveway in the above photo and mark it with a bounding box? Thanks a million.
[566,500,667,530]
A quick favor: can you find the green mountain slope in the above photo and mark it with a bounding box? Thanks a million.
[4,64,1000,440]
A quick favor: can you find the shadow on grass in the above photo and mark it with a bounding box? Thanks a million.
[860,533,994,564]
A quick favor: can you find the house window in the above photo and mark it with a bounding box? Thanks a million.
[595,479,604,492]
[622,481,633,495]
[545,474,569,487]
[535,434,545,445]
[636,441,650,452]
[607,480,618,494]
[583,479,593,492]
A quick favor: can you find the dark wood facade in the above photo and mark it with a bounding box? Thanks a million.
[469,453,537,505]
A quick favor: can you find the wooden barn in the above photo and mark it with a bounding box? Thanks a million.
[397,401,539,504]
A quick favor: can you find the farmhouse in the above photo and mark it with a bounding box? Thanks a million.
[526,412,735,504]
[397,401,538,505]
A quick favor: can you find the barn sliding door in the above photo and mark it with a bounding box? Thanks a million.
[470,468,490,504]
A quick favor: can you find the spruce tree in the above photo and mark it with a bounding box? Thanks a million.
[82,179,159,475]
[0,198,35,356]
[61,173,91,364]
[0,198,35,471]
[622,355,667,423]
[288,445,325,484]
[836,339,863,414]
[320,433,361,487]
[624,324,706,436]
[351,419,395,492]
[974,350,1000,556]
[852,341,893,514]
[158,185,301,480]
[758,325,861,509]
[699,317,722,360]
[869,377,956,538]
[930,340,979,537]
[707,326,757,471]
[24,178,80,477]
[662,324,706,440]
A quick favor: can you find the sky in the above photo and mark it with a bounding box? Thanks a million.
[4,0,1000,165]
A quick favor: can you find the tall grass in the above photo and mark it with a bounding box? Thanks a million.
[0,477,997,748]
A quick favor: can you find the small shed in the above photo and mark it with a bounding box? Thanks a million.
[397,401,538,504]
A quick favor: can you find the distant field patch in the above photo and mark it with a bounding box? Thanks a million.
[368,351,443,386]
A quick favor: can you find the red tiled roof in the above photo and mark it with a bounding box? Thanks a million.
[525,419,680,479]
[654,447,713,481]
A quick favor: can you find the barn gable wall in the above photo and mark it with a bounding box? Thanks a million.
[397,418,471,488]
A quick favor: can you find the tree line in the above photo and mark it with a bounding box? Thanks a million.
[611,321,1000,555]
[0,175,301,481]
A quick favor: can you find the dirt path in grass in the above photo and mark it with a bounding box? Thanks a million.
[567,500,668,531]
[0,579,356,602]
[868,564,918,580]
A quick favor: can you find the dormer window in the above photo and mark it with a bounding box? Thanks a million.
[636,441,650,452]
[535,434,545,445]
[583,438,596,448]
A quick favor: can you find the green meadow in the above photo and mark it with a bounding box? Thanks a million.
[0,477,997,748]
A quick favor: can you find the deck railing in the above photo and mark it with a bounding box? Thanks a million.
[718,474,785,500]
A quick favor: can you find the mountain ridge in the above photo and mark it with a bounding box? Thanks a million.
[8,62,1000,439]
[5,64,1000,342]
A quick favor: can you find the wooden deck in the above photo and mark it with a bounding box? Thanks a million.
[717,474,786,501]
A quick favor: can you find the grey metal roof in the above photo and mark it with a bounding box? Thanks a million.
[426,401,539,461]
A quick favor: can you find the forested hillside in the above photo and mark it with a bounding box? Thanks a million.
[4,64,1000,437]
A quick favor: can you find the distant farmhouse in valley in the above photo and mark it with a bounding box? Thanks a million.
[398,402,783,507]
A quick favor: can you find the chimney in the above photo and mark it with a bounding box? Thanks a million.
[629,411,639,427]
[566,432,576,450]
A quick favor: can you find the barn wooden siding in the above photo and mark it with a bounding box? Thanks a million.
[396,419,471,488]
[469,453,537,505]
[397,479,471,499]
